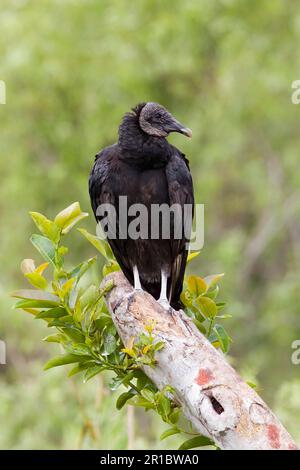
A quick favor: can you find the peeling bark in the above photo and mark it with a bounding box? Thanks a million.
[101,272,298,450]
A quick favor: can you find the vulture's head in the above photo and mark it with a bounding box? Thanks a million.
[137,102,192,138]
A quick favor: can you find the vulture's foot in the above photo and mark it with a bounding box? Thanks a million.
[158,298,171,309]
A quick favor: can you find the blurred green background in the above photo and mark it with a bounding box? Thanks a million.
[1,0,300,449]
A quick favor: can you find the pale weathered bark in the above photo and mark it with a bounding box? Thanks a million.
[101,271,298,450]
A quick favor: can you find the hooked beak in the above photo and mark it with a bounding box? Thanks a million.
[166,117,192,138]
[179,127,193,138]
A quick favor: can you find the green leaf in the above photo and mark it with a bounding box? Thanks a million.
[157,394,171,420]
[95,314,113,331]
[178,435,214,450]
[12,289,60,309]
[131,397,155,410]
[103,333,117,355]
[216,302,226,311]
[11,289,59,301]
[180,290,193,308]
[99,279,115,297]
[61,213,89,234]
[213,324,232,353]
[62,278,75,296]
[43,354,84,371]
[54,202,88,233]
[66,343,91,356]
[107,324,117,336]
[134,371,151,390]
[42,334,64,343]
[187,250,201,264]
[141,389,155,403]
[205,285,219,300]
[29,212,60,242]
[160,427,180,440]
[36,307,67,319]
[15,299,59,309]
[103,240,114,259]
[103,260,120,276]
[193,319,207,334]
[78,284,98,309]
[208,331,218,343]
[30,234,56,267]
[246,381,258,389]
[153,341,165,352]
[116,391,135,410]
[61,326,85,343]
[187,275,207,296]
[78,228,109,260]
[25,272,47,290]
[67,361,95,377]
[196,296,217,319]
[204,273,224,290]
[108,371,135,391]
[70,257,97,283]
[47,316,73,327]
[83,365,105,382]
[168,408,180,424]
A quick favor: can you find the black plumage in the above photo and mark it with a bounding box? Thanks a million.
[89,102,194,309]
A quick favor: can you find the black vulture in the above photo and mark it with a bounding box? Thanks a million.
[89,102,194,309]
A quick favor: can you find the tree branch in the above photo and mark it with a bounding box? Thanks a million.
[101,272,298,450]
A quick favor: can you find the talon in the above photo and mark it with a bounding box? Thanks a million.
[158,298,170,309]
[134,287,143,293]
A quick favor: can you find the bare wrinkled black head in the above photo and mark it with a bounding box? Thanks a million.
[118,102,192,159]
[137,102,192,138]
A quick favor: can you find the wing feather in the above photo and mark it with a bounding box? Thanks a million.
[165,147,194,307]
[89,145,133,282]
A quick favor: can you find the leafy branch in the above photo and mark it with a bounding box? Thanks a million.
[12,202,231,450]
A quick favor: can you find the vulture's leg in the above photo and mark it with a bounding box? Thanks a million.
[133,265,142,291]
[158,270,170,307]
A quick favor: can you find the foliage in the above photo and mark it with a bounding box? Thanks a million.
[11,203,232,449]
[180,268,231,353]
